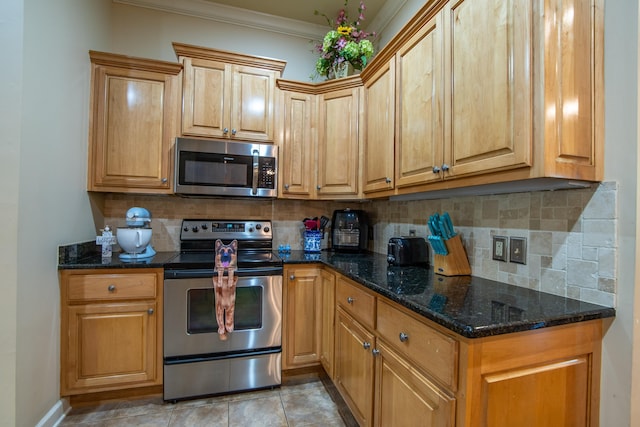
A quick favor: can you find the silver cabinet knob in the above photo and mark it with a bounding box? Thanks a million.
[347,297,354,304]
[161,178,168,183]
[316,185,321,190]
[385,177,392,184]
[231,129,237,135]
[147,308,154,315]
[399,332,409,342]
[363,341,371,350]
[432,166,441,174]
[289,275,295,280]
[284,184,290,190]
[442,164,450,172]
[372,349,380,357]
[223,128,229,134]
[108,285,116,292]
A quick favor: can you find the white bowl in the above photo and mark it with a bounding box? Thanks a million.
[117,228,152,254]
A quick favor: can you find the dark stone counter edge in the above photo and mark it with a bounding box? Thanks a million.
[282,257,616,339]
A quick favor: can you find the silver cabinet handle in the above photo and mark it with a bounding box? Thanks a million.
[290,275,295,280]
[147,308,154,315]
[432,166,441,174]
[161,178,167,183]
[223,128,229,134]
[231,129,237,135]
[316,185,321,190]
[399,332,409,342]
[347,297,354,304]
[363,341,371,350]
[385,177,392,184]
[372,349,380,357]
[284,184,290,190]
[108,285,116,292]
[442,164,450,172]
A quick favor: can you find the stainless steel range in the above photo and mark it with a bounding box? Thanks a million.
[163,219,282,402]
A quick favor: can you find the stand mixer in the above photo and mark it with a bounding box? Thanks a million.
[117,207,156,260]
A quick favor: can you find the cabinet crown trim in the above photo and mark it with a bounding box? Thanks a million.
[89,50,182,75]
[172,42,286,73]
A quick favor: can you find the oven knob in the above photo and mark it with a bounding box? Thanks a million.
[249,227,254,232]
[183,227,189,232]
[201,224,208,230]
[264,226,270,233]
[256,224,262,230]
[192,226,199,232]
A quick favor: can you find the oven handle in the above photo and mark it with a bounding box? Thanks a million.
[164,266,283,279]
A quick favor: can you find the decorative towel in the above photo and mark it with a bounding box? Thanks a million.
[212,239,238,340]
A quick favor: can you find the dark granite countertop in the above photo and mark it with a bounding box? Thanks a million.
[58,241,178,269]
[279,250,616,339]
[58,242,615,339]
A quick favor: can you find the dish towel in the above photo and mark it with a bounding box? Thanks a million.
[212,239,238,341]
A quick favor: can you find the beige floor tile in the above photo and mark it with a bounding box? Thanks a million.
[228,395,287,427]
[280,387,345,427]
[169,402,229,427]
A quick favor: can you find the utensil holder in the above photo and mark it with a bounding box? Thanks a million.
[303,230,322,253]
[433,234,471,276]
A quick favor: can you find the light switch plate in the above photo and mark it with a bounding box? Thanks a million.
[510,237,527,264]
[492,236,508,262]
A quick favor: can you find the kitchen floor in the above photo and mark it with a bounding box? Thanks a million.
[59,373,355,427]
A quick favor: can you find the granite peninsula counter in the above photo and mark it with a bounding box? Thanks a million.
[280,250,615,339]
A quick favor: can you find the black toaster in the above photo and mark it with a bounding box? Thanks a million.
[387,237,429,266]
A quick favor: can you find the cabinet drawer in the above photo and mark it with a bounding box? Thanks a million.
[336,277,375,329]
[377,299,458,390]
[66,273,157,302]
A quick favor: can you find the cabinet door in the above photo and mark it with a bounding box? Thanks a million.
[363,59,395,194]
[320,269,336,378]
[374,341,455,427]
[283,267,322,369]
[231,65,277,142]
[89,56,180,193]
[63,302,159,394]
[335,308,375,427]
[280,91,317,198]
[395,11,445,188]
[481,356,590,426]
[445,0,531,177]
[317,88,361,197]
[181,57,231,139]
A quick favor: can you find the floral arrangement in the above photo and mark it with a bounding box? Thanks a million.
[313,0,376,79]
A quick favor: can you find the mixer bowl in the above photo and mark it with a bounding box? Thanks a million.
[117,228,152,254]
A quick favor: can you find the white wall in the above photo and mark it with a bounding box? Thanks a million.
[110,3,321,81]
[600,0,638,424]
[15,0,111,425]
[1,1,23,425]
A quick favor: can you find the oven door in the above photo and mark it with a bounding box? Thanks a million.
[164,274,282,359]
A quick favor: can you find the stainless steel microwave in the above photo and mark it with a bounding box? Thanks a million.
[174,137,277,198]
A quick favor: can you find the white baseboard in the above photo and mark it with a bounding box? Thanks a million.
[36,398,70,427]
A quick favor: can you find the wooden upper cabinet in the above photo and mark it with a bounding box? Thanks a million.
[317,85,362,198]
[444,0,532,179]
[87,51,182,193]
[395,11,444,189]
[278,88,317,198]
[174,43,286,143]
[363,59,395,195]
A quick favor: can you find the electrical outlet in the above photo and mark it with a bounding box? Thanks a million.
[492,236,508,262]
[510,237,527,264]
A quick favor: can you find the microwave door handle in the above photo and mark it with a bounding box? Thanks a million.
[252,149,259,195]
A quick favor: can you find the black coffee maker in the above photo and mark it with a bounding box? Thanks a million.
[331,209,369,252]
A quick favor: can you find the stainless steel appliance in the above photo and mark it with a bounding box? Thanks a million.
[387,237,429,266]
[331,209,369,252]
[163,219,282,402]
[174,137,278,198]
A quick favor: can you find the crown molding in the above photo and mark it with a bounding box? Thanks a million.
[113,0,328,40]
[368,0,408,37]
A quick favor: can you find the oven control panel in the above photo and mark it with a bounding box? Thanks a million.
[180,219,272,240]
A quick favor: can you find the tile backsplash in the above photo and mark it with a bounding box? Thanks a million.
[101,181,617,307]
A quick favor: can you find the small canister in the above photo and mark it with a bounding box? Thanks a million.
[303,230,322,253]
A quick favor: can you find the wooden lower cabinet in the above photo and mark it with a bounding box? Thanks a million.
[59,269,163,396]
[283,266,323,369]
[374,340,455,427]
[320,269,336,378]
[326,270,604,427]
[335,307,376,427]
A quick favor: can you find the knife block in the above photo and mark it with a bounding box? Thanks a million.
[433,234,471,276]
